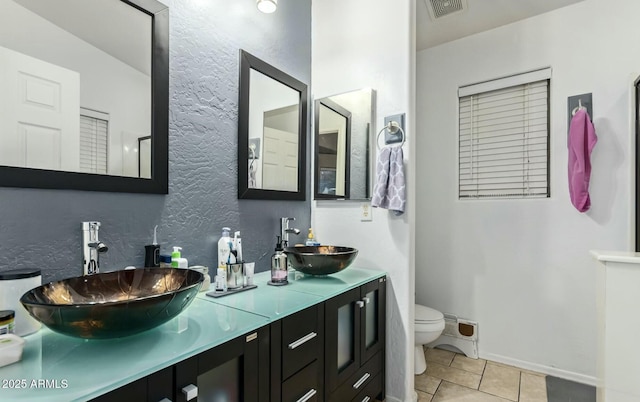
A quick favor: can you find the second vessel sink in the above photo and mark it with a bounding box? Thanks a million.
[284,245,358,275]
[20,268,203,339]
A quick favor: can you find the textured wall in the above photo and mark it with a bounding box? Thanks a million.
[0,0,311,283]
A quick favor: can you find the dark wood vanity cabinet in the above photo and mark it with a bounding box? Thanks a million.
[89,276,386,402]
[325,277,386,402]
[271,304,325,402]
[175,325,270,402]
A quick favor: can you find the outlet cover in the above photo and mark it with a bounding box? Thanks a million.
[361,203,373,221]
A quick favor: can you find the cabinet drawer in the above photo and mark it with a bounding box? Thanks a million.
[351,372,382,402]
[282,360,319,402]
[282,305,320,379]
[329,351,382,402]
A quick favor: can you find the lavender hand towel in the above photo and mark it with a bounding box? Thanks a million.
[568,109,597,212]
[372,146,406,215]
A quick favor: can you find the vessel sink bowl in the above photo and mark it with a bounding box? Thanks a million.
[284,246,358,275]
[20,268,203,339]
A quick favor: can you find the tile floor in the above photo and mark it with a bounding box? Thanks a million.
[415,348,548,402]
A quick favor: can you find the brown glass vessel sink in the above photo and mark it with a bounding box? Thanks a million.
[284,245,358,275]
[20,268,203,339]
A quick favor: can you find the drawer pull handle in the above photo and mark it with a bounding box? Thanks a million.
[363,297,370,304]
[182,384,198,401]
[246,332,258,342]
[288,332,317,349]
[356,301,365,308]
[362,397,371,402]
[353,372,371,389]
[296,388,317,402]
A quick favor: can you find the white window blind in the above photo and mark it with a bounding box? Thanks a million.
[79,108,108,174]
[458,70,550,199]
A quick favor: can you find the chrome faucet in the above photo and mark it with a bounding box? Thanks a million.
[280,217,300,247]
[82,221,108,275]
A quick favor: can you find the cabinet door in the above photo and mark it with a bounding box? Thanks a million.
[175,327,268,402]
[325,287,361,392]
[360,277,386,365]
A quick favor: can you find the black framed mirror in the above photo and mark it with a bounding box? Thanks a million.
[313,88,375,200]
[238,49,307,200]
[0,0,169,194]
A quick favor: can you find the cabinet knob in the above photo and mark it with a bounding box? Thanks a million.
[356,300,365,308]
[182,384,198,401]
[295,388,317,402]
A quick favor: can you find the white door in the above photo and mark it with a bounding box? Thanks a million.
[262,127,298,192]
[0,46,80,171]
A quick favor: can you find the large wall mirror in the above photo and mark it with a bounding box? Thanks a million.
[238,50,307,201]
[314,88,375,200]
[0,0,169,193]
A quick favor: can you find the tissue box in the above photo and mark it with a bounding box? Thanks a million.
[0,334,25,368]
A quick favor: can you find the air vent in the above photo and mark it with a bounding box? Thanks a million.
[425,0,467,20]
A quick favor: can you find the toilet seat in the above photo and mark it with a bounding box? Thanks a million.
[415,304,444,323]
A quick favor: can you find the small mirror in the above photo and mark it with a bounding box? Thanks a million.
[314,88,375,200]
[238,50,307,200]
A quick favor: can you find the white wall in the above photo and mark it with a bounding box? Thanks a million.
[416,0,638,384]
[312,0,416,400]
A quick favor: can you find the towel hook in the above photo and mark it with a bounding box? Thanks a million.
[376,121,406,150]
[571,98,586,116]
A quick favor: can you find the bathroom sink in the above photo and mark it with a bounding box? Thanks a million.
[284,246,358,275]
[20,268,203,339]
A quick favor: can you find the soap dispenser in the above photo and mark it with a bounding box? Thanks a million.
[305,228,320,246]
[171,247,188,268]
[269,236,288,285]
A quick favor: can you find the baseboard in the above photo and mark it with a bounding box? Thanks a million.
[479,352,597,387]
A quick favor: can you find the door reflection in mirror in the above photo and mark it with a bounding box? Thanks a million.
[314,88,375,200]
[249,68,300,192]
[316,101,350,198]
[0,0,151,178]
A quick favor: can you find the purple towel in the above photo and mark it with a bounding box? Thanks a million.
[568,109,597,212]
[372,146,406,215]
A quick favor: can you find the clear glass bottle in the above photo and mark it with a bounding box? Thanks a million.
[271,236,288,284]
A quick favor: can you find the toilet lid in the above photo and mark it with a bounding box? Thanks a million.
[415,304,444,323]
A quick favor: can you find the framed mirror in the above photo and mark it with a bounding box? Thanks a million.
[238,50,308,200]
[314,88,375,200]
[0,0,169,194]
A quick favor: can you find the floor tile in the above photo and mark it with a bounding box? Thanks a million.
[416,389,434,402]
[415,373,441,394]
[450,353,487,375]
[479,362,521,401]
[426,362,482,389]
[432,381,511,402]
[520,372,548,402]
[425,347,456,366]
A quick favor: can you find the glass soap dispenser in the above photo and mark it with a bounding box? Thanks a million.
[269,236,288,286]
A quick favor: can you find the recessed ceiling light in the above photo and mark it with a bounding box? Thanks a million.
[257,0,277,14]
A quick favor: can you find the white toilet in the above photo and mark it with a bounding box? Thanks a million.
[414,304,445,374]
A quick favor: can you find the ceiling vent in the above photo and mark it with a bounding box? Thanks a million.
[425,0,467,20]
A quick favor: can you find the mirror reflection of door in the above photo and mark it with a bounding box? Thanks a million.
[248,68,300,192]
[0,0,152,178]
[316,99,351,198]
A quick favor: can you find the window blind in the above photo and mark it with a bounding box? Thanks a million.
[79,109,108,174]
[458,76,550,199]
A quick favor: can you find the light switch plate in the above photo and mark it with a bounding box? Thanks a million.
[361,203,373,221]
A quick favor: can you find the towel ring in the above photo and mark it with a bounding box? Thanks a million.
[376,121,406,150]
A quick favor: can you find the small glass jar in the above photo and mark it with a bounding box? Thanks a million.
[0,310,15,335]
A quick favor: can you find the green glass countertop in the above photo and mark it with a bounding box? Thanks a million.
[0,266,385,401]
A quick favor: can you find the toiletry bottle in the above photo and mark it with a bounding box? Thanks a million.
[271,236,288,284]
[305,228,320,246]
[144,225,160,267]
[171,247,182,268]
[233,231,243,262]
[218,227,232,269]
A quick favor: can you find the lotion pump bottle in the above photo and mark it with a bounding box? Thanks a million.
[171,247,182,268]
[270,236,288,284]
[218,227,232,269]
